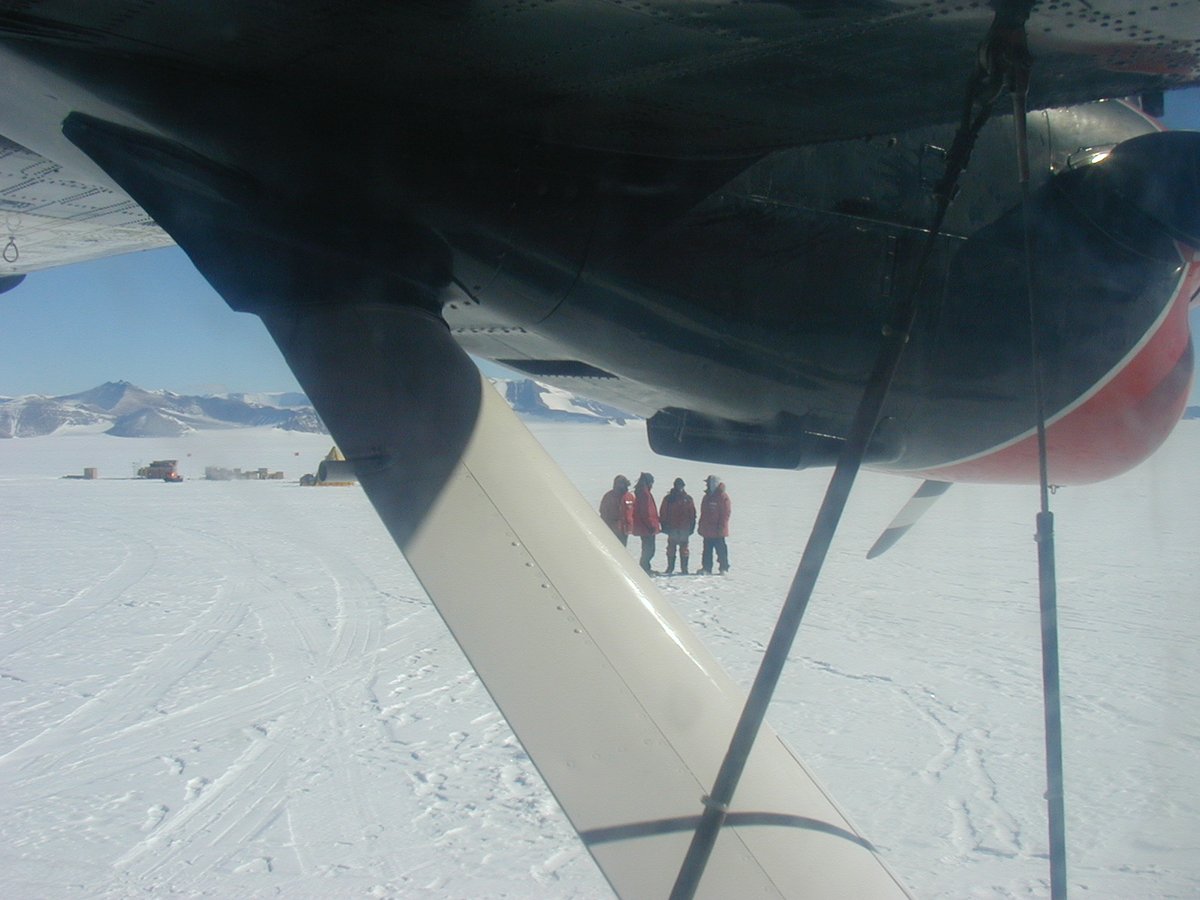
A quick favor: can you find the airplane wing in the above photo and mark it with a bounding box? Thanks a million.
[0,135,170,273]
[3,3,1200,897]
[2,2,1197,278]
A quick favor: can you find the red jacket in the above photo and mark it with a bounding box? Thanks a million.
[631,485,661,536]
[599,483,634,536]
[698,484,731,538]
[658,489,696,534]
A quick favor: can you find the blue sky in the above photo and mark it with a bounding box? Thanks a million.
[0,248,302,397]
[2,89,1199,399]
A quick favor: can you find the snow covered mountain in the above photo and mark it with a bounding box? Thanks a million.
[0,378,634,438]
[496,378,636,425]
[0,381,325,438]
[224,390,314,410]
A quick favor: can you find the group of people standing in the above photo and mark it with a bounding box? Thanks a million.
[599,472,731,576]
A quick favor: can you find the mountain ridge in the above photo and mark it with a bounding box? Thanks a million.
[0,381,325,438]
[1,378,637,438]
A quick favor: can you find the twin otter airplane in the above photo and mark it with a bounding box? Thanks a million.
[2,2,1198,896]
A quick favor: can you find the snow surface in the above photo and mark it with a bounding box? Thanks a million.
[1,423,1197,898]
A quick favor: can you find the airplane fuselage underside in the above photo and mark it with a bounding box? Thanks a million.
[56,97,1200,486]
[1,13,1198,486]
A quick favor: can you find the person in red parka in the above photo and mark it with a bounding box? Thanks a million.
[698,474,731,574]
[631,472,661,573]
[658,477,696,574]
[598,474,634,546]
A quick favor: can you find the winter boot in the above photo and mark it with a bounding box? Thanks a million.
[665,551,675,575]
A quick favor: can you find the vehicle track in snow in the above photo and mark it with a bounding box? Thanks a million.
[0,518,157,655]
[0,575,250,789]
[4,425,1197,899]
[99,512,412,889]
[0,483,437,893]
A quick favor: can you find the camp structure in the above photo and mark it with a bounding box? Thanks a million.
[137,460,182,482]
[306,446,356,486]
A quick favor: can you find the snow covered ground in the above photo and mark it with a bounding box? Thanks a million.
[1,422,1197,898]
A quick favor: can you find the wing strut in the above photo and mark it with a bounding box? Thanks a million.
[61,112,911,898]
[261,304,912,900]
[1011,41,1070,900]
[669,8,1033,897]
